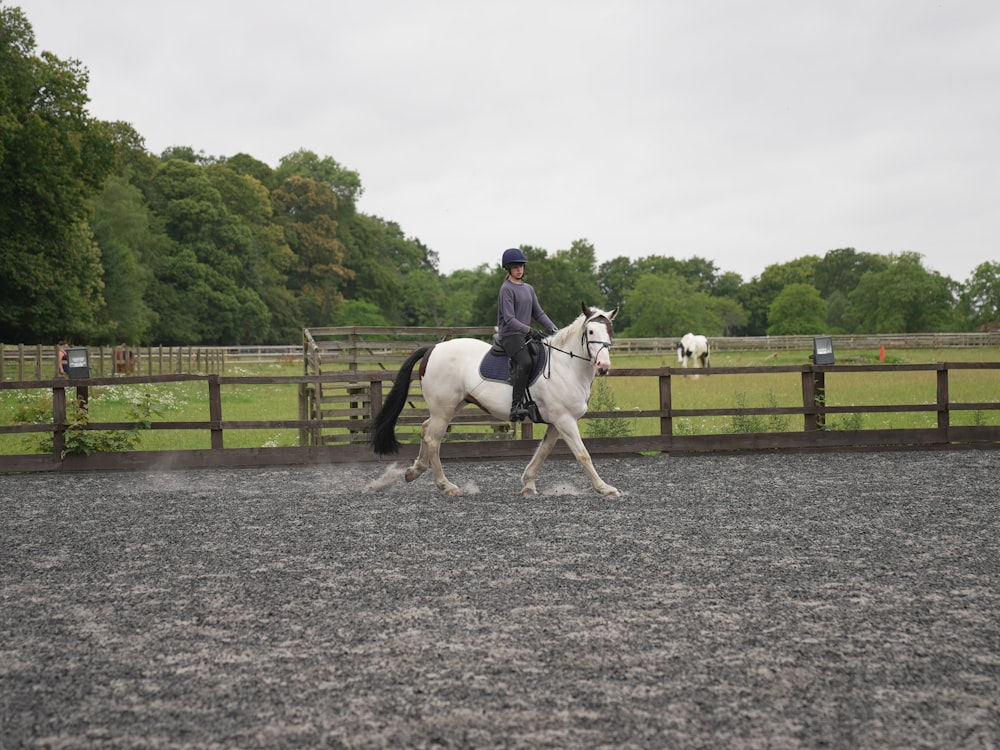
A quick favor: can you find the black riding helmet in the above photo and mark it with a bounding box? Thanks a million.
[501,247,529,270]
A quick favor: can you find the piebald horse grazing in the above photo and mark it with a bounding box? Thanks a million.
[677,332,711,369]
[371,304,621,498]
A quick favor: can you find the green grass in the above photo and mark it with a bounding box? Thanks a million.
[2,349,998,455]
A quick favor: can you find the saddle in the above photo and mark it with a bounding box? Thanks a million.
[479,334,547,386]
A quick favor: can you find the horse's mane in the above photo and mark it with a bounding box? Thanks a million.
[549,313,587,350]
[549,307,617,351]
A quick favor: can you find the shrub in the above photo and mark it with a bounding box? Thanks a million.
[23,393,160,458]
[726,392,789,434]
[585,379,633,438]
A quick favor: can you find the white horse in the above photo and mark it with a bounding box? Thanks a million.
[677,332,711,368]
[372,304,621,498]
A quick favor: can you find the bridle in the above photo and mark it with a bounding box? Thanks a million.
[540,313,614,377]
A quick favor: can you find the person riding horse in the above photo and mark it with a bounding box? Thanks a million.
[496,248,558,422]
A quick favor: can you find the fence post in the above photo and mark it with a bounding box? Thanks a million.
[208,375,223,450]
[802,368,826,431]
[936,365,949,432]
[659,373,672,440]
[53,385,67,458]
[298,382,309,446]
[369,379,383,423]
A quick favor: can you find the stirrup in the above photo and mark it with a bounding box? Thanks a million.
[509,405,530,422]
[524,401,545,424]
[509,400,545,424]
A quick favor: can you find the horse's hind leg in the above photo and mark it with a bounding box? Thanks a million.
[406,413,461,495]
[404,418,432,483]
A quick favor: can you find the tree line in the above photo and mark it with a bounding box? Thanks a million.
[2,5,999,347]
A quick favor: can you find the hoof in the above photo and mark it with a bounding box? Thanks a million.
[404,468,418,483]
[445,487,462,497]
[521,487,538,497]
[601,486,622,498]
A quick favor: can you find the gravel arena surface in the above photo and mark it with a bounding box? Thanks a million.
[2,450,999,750]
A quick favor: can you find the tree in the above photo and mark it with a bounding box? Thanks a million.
[848,254,959,333]
[104,120,157,185]
[813,247,888,299]
[330,299,389,326]
[275,149,363,213]
[713,270,744,300]
[527,240,604,326]
[709,295,749,336]
[272,175,352,326]
[454,263,502,328]
[623,273,723,338]
[596,255,638,314]
[225,152,276,190]
[825,290,852,333]
[0,7,114,341]
[144,159,270,344]
[738,256,820,335]
[959,261,1000,330]
[337,214,405,322]
[439,268,485,326]
[400,268,448,326]
[767,284,828,335]
[90,175,157,343]
[206,162,298,341]
[337,213,438,325]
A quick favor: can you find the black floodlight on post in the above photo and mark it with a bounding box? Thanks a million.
[65,347,91,378]
[810,336,835,365]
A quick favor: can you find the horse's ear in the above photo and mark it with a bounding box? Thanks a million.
[609,306,620,321]
[581,302,590,317]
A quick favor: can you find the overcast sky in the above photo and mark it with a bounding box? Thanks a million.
[14,0,1000,283]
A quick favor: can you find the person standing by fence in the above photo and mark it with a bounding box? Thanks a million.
[56,341,68,377]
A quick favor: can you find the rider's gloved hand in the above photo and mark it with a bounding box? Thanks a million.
[528,329,545,342]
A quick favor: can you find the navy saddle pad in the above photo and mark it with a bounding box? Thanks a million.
[479,342,548,384]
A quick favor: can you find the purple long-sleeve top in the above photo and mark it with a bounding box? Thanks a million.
[496,279,556,337]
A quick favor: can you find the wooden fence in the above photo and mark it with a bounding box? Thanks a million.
[616,332,1000,354]
[0,344,227,380]
[1,361,997,474]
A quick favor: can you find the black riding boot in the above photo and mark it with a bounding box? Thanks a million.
[509,362,531,422]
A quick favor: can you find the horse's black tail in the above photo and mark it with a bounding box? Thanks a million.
[371,346,430,455]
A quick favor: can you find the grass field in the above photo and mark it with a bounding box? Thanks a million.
[2,349,998,455]
[599,348,1000,438]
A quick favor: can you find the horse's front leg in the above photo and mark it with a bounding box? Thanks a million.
[553,417,621,498]
[521,425,560,497]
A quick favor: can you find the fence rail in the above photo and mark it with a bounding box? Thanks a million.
[6,332,1000,381]
[1,362,997,474]
[616,332,1000,354]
